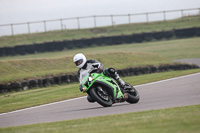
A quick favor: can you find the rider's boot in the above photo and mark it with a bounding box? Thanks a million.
[114,72,125,86]
[114,73,130,100]
[123,93,128,100]
[115,93,128,103]
[103,67,130,93]
[112,72,129,102]
[114,72,131,90]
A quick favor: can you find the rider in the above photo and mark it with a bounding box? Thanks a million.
[73,53,128,102]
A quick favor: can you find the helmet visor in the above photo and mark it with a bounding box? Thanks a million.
[75,59,83,66]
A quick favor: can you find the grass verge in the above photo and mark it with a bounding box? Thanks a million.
[0,37,200,83]
[0,104,199,132]
[1,37,200,61]
[0,69,199,114]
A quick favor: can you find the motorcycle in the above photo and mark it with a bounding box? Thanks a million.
[80,69,140,107]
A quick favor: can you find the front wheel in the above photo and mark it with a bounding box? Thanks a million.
[90,86,113,107]
[126,86,140,104]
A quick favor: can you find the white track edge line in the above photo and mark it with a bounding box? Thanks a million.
[1,72,199,116]
[0,96,87,116]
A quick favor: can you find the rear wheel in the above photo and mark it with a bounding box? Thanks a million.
[90,86,113,107]
[126,86,140,104]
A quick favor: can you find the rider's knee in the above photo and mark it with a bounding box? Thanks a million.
[103,68,116,78]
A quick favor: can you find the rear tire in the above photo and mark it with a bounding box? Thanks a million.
[90,87,112,107]
[126,87,140,104]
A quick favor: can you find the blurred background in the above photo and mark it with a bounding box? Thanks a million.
[0,1,200,131]
[1,0,200,36]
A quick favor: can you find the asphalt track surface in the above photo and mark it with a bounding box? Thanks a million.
[0,73,200,128]
[175,58,200,67]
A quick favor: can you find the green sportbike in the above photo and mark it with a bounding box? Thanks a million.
[80,69,140,107]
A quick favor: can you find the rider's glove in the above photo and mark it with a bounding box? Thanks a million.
[92,63,100,68]
[79,85,83,92]
[92,63,103,73]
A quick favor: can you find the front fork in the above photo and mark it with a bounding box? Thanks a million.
[115,84,125,101]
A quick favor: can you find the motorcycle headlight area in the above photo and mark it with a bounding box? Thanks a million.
[88,77,93,82]
[89,75,95,82]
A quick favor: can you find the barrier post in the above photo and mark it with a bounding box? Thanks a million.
[11,24,14,36]
[111,15,114,26]
[163,11,166,21]
[128,14,131,24]
[44,21,47,32]
[27,22,30,34]
[181,10,184,21]
[60,19,63,30]
[146,13,149,23]
[94,16,97,28]
[77,17,80,29]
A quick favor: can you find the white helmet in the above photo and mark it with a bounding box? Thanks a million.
[73,53,87,68]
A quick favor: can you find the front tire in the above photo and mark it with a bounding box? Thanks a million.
[90,86,113,107]
[126,87,140,104]
[87,95,95,103]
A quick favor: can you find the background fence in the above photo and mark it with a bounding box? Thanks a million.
[0,8,200,36]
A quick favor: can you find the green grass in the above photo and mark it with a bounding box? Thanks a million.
[1,37,200,61]
[0,15,199,48]
[0,52,172,83]
[0,83,81,113]
[0,37,200,83]
[1,104,200,133]
[0,69,199,114]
